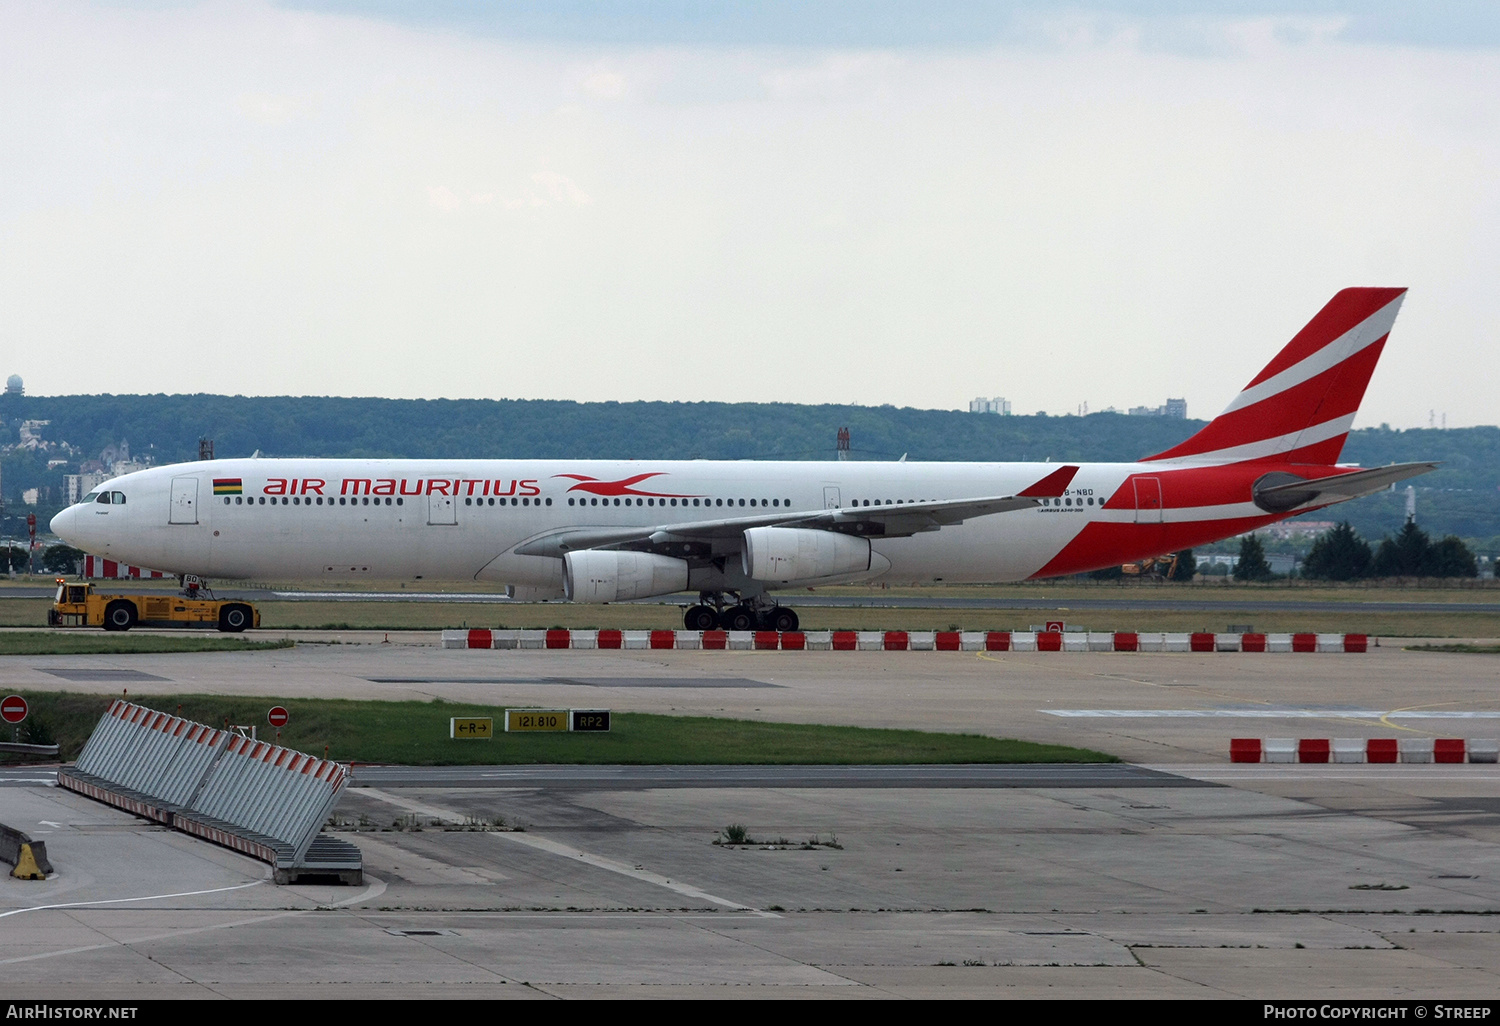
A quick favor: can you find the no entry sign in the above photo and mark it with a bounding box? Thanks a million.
[1,695,28,724]
[268,706,289,728]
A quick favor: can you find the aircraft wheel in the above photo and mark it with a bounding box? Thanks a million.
[683,605,718,630]
[765,607,799,632]
[218,604,251,633]
[103,600,137,632]
[720,605,757,631]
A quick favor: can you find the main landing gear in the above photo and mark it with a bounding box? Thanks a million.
[683,593,799,632]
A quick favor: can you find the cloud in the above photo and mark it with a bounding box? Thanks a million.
[0,1,1496,430]
[531,170,591,206]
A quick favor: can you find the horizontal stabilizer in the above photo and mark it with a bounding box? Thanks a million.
[1251,462,1439,513]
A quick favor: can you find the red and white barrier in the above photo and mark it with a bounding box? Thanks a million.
[1231,737,1499,764]
[442,628,1374,653]
[81,555,168,579]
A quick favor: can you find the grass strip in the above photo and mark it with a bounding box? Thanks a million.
[0,632,294,656]
[4,692,1116,767]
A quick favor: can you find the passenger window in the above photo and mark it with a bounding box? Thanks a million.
[545,498,552,506]
[738,498,745,506]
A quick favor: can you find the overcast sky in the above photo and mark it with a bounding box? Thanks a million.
[2,2,1497,428]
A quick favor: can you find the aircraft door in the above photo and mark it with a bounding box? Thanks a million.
[169,477,199,525]
[1133,477,1164,524]
[428,492,457,525]
[823,486,841,509]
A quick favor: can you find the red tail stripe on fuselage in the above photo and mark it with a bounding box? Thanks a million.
[1030,514,1284,579]
[1100,463,1352,512]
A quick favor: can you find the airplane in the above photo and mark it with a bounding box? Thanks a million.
[51,287,1435,631]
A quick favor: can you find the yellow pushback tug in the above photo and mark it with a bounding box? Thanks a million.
[48,578,259,632]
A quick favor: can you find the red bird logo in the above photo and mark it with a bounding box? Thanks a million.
[552,473,702,498]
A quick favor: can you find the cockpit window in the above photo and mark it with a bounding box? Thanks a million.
[111,491,126,505]
[95,492,112,504]
[82,492,98,503]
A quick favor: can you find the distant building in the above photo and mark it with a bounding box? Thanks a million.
[16,419,49,449]
[969,397,1012,415]
[1262,520,1337,540]
[65,472,108,504]
[1128,399,1187,419]
[5,374,21,396]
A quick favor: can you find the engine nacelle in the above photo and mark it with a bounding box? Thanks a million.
[563,550,690,603]
[741,527,871,584]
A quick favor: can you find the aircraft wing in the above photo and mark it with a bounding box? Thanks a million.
[513,466,1079,558]
[1252,461,1439,513]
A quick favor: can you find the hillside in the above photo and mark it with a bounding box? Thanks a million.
[1,393,1494,549]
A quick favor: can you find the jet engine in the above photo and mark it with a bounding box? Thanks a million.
[563,550,690,603]
[741,527,871,584]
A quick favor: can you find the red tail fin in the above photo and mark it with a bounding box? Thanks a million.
[1144,287,1406,465]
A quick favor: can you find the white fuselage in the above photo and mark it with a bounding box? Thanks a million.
[49,456,1281,592]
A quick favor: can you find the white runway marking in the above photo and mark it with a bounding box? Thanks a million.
[356,786,774,917]
[0,880,265,921]
[1044,709,1500,719]
[1146,764,1500,782]
[494,831,776,916]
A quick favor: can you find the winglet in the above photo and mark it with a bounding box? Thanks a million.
[1017,465,1079,498]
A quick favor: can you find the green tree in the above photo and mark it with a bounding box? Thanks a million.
[1302,521,1372,581]
[1167,549,1197,581]
[1427,535,1478,577]
[1,542,26,573]
[42,544,85,576]
[1233,534,1273,582]
[1372,522,1431,577]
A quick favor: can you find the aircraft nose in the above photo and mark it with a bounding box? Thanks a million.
[50,504,86,548]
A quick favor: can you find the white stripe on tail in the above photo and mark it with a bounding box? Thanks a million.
[1145,287,1406,465]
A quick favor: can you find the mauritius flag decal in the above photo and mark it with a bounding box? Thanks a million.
[213,478,243,496]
